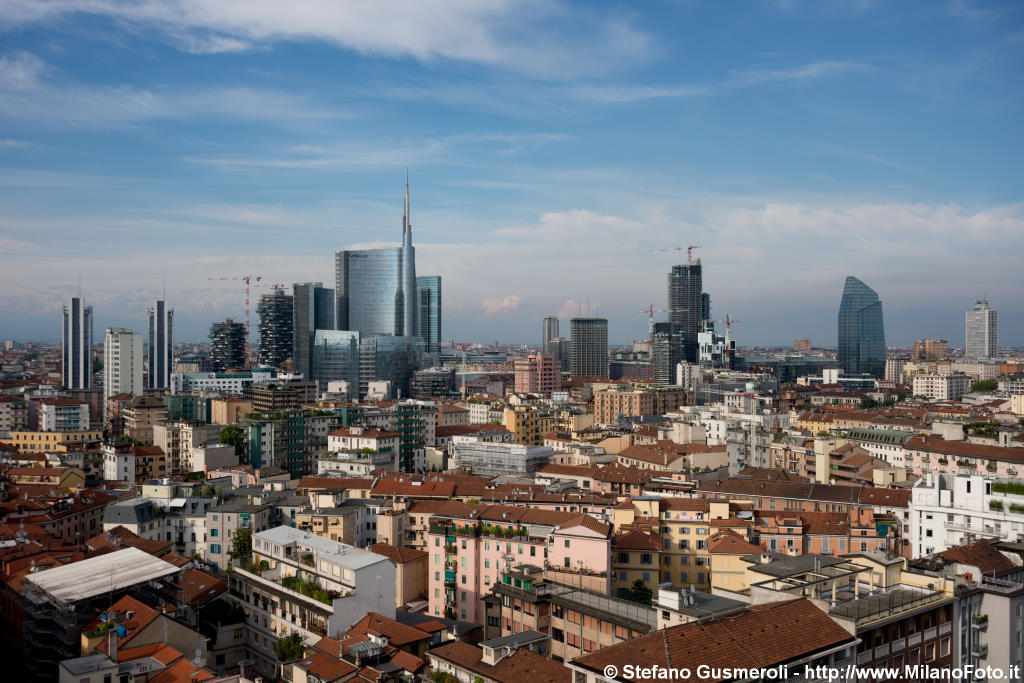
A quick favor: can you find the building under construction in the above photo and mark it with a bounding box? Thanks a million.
[209,318,246,371]
[20,547,183,682]
[256,288,294,368]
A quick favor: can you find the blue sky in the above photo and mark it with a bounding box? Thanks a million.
[0,0,1021,347]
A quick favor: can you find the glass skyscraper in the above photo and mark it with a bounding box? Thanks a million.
[415,275,442,353]
[965,298,997,359]
[147,299,173,389]
[570,317,608,378]
[62,296,93,389]
[293,282,335,380]
[837,276,886,378]
[311,330,360,391]
[668,259,707,363]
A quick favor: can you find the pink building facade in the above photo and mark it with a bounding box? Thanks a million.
[426,508,611,622]
[514,354,561,394]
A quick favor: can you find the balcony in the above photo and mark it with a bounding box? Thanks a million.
[971,644,988,659]
[971,614,988,630]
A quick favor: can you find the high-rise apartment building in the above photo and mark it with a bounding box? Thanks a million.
[335,175,417,337]
[913,338,948,361]
[651,321,684,384]
[103,328,143,414]
[256,287,293,367]
[837,276,886,378]
[147,299,173,389]
[668,260,706,363]
[542,316,559,356]
[209,318,246,371]
[62,296,93,389]
[292,281,335,380]
[513,354,561,393]
[415,275,442,353]
[965,298,997,359]
[793,339,812,352]
[569,317,608,378]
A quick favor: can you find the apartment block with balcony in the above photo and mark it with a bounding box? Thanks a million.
[425,503,611,623]
[38,398,90,432]
[904,435,1024,480]
[909,473,1024,556]
[227,526,396,679]
[481,565,656,663]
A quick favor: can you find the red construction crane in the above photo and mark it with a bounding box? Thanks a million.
[649,245,700,263]
[206,275,263,342]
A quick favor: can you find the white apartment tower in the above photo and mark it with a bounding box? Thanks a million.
[62,296,94,389]
[965,298,997,359]
[104,328,144,407]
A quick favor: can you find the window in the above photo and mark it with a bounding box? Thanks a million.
[565,539,570,548]
[618,552,629,563]
[211,529,219,537]
[435,571,440,580]
[941,638,950,657]
[564,557,570,568]
[640,553,652,565]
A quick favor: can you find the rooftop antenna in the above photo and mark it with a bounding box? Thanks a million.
[78,272,82,298]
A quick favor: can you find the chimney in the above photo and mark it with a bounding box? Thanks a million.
[108,628,118,663]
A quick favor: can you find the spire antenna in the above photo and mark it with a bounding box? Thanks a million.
[403,168,411,236]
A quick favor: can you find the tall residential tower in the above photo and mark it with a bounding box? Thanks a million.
[256,288,294,367]
[62,296,93,389]
[104,328,143,410]
[668,259,708,363]
[965,298,997,359]
[569,317,608,378]
[147,299,173,389]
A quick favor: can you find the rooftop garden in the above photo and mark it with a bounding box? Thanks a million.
[281,575,334,605]
[993,482,1024,496]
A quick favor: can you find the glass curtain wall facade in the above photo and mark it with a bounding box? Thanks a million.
[62,296,93,389]
[293,282,335,380]
[416,276,442,353]
[651,322,684,384]
[668,260,704,363]
[147,300,173,389]
[358,336,423,399]
[837,276,886,378]
[569,318,608,378]
[310,330,360,392]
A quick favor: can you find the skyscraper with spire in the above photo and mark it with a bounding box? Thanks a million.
[334,174,437,341]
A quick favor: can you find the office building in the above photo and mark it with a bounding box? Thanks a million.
[292,281,334,380]
[358,335,422,399]
[256,287,293,367]
[310,330,360,391]
[147,299,173,389]
[542,316,559,356]
[208,318,246,371]
[103,328,143,413]
[793,338,812,352]
[668,259,706,363]
[570,317,608,378]
[410,366,458,399]
[416,275,442,352]
[965,298,998,359]
[335,175,417,337]
[62,295,93,389]
[913,338,948,361]
[837,276,886,378]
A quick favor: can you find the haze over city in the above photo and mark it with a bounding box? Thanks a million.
[0,0,1022,345]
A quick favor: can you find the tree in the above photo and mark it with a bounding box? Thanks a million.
[859,397,878,409]
[971,379,998,392]
[92,359,103,373]
[230,527,252,559]
[220,425,246,455]
[275,633,304,662]
[624,579,653,606]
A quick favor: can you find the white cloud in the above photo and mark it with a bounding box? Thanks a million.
[1,0,653,79]
[0,52,345,127]
[481,295,522,317]
[567,83,711,103]
[727,60,874,87]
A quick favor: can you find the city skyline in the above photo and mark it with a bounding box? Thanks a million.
[0,1,1022,345]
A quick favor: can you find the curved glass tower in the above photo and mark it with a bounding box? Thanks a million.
[837,276,886,378]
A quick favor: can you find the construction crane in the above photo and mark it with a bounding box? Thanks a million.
[649,245,700,264]
[206,275,263,342]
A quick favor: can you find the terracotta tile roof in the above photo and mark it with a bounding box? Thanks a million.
[88,595,160,650]
[613,528,663,551]
[371,479,457,498]
[737,466,808,482]
[347,612,433,646]
[421,501,610,535]
[299,476,375,490]
[618,441,724,466]
[939,539,1016,576]
[906,435,1024,464]
[369,540,426,563]
[429,641,571,683]
[574,599,856,682]
[708,529,762,555]
[148,658,214,683]
[538,463,602,477]
[118,642,182,665]
[171,569,226,606]
[86,526,174,556]
[697,479,910,508]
